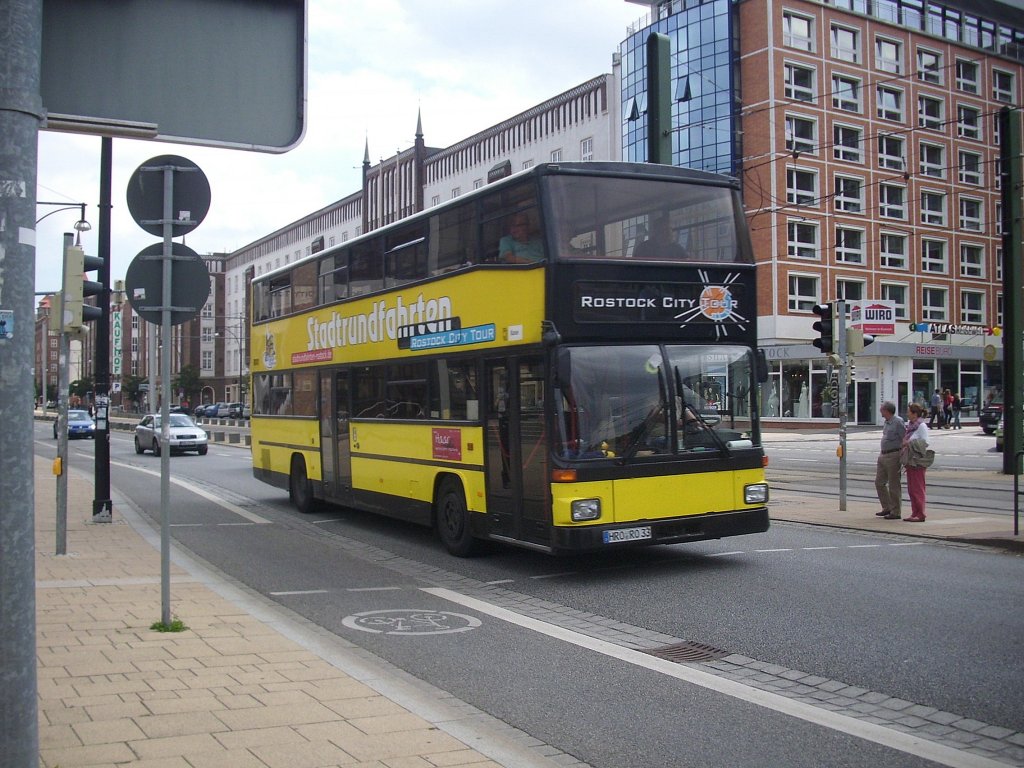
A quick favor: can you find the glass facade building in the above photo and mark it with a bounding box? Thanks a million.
[620,0,740,176]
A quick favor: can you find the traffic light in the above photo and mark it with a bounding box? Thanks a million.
[812,302,836,354]
[846,328,876,354]
[63,245,103,329]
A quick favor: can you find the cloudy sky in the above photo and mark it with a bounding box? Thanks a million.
[34,0,645,292]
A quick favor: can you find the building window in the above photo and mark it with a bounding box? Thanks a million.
[997,293,1004,327]
[879,183,905,219]
[921,238,947,273]
[919,142,945,178]
[992,70,1015,103]
[876,234,909,270]
[832,74,861,112]
[917,95,943,131]
[787,168,818,206]
[201,327,214,342]
[431,194,440,206]
[837,279,865,301]
[521,160,534,170]
[877,134,904,170]
[917,48,942,84]
[881,283,908,318]
[920,191,945,225]
[960,243,985,278]
[201,350,214,371]
[959,197,983,232]
[833,124,862,162]
[875,37,902,73]
[922,287,947,321]
[997,246,1003,281]
[788,220,819,259]
[961,290,984,324]
[788,273,819,311]
[996,202,1003,236]
[957,104,981,140]
[876,85,903,121]
[834,175,863,213]
[581,137,594,161]
[835,226,864,264]
[958,150,982,185]
[784,63,816,102]
[473,179,484,190]
[783,12,814,51]
[955,60,979,93]
[785,115,816,155]
[451,187,461,198]
[550,149,562,162]
[831,24,860,63]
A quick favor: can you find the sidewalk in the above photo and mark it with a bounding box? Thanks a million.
[34,464,540,768]
[32,448,1022,768]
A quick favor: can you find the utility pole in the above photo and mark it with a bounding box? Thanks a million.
[836,300,849,511]
[0,1,43,765]
[93,138,113,520]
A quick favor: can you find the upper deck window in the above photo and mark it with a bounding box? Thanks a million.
[547,175,752,264]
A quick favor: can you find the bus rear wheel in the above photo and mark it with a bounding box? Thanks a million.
[289,456,315,514]
[435,478,479,557]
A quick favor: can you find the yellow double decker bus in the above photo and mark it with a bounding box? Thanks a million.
[249,162,769,555]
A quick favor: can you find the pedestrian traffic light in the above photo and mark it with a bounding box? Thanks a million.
[812,302,836,354]
[63,245,103,329]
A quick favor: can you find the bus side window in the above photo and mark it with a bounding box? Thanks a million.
[429,204,477,274]
[350,239,383,296]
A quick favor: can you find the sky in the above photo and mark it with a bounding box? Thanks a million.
[34,0,647,293]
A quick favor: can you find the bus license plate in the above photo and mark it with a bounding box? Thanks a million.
[603,526,652,544]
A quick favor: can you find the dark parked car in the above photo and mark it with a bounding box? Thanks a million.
[134,413,209,456]
[55,409,95,439]
[980,400,1003,434]
[204,402,230,418]
[194,404,211,418]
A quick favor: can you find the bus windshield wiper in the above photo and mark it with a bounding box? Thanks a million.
[618,401,664,464]
[675,366,730,455]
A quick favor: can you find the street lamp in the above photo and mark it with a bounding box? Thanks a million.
[36,202,91,244]
[35,203,92,413]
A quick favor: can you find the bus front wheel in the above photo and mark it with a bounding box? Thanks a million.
[435,478,479,557]
[289,456,315,514]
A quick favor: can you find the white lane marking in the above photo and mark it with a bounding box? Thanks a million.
[754,548,792,553]
[848,544,882,548]
[424,587,1006,768]
[110,459,271,524]
[269,589,329,596]
[802,546,839,550]
[311,518,347,525]
[889,542,924,547]
[708,551,745,557]
[347,587,403,593]
[531,572,579,580]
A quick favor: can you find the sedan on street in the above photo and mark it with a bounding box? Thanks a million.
[55,409,95,439]
[134,413,209,456]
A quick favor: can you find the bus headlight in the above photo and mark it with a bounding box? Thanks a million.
[571,498,601,521]
[744,483,769,504]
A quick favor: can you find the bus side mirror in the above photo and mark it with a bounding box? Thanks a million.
[756,349,769,383]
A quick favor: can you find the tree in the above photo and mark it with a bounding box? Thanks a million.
[121,375,145,412]
[69,376,94,398]
[174,364,203,406]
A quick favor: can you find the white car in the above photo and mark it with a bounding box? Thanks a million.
[134,413,209,456]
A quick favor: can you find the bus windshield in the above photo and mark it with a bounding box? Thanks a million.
[556,344,759,460]
[546,175,751,264]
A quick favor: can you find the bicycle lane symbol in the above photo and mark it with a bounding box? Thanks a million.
[342,609,482,636]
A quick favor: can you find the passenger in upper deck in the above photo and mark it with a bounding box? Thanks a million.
[633,213,687,260]
[498,212,545,263]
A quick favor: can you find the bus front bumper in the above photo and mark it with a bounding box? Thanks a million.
[550,507,769,552]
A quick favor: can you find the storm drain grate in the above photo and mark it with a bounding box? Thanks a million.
[642,641,730,663]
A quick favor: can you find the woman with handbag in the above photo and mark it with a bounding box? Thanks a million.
[901,403,931,522]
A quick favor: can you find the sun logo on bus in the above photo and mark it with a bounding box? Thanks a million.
[674,271,748,338]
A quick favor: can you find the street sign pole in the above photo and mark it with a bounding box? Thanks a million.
[93,136,113,521]
[836,300,848,511]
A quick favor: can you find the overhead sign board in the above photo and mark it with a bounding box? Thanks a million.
[848,300,896,335]
[40,0,306,152]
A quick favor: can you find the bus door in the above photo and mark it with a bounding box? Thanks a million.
[485,357,549,545]
[318,370,352,500]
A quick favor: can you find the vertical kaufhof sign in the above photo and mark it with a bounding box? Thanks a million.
[849,300,896,335]
[112,310,122,375]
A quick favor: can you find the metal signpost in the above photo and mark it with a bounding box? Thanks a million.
[125,156,211,626]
